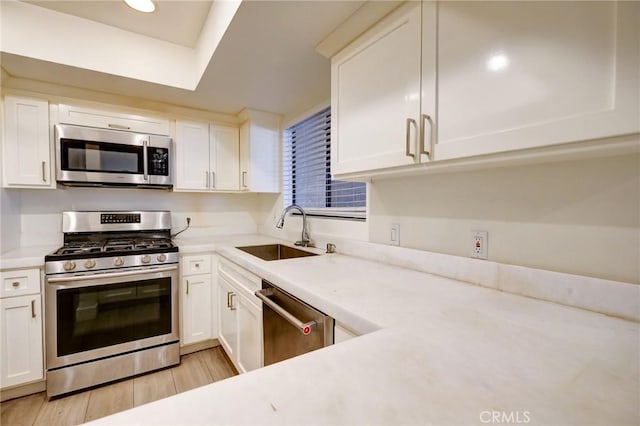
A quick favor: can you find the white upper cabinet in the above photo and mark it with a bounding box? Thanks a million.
[2,95,54,188]
[174,120,210,191]
[239,109,280,193]
[435,1,640,160]
[174,121,240,192]
[331,1,639,177]
[210,125,240,191]
[331,2,422,176]
[58,104,170,136]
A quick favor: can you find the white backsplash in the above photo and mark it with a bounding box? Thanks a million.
[335,238,640,323]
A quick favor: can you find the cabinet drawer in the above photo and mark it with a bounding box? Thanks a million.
[218,258,261,303]
[181,255,212,275]
[0,269,40,298]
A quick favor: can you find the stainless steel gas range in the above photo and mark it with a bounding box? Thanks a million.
[44,211,180,398]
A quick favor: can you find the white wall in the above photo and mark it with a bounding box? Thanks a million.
[368,154,640,284]
[15,187,260,247]
[0,188,21,252]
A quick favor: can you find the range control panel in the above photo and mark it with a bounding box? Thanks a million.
[101,213,142,224]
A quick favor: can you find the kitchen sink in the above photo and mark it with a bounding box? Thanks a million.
[236,244,318,261]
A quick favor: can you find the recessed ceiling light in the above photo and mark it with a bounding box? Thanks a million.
[124,0,156,13]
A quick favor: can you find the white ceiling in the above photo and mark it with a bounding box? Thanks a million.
[25,1,213,48]
[1,0,368,117]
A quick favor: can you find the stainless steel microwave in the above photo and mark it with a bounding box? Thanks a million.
[55,124,173,189]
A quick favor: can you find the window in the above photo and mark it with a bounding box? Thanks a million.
[283,107,366,220]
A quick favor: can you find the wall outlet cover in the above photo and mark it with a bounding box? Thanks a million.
[390,223,400,246]
[471,230,488,259]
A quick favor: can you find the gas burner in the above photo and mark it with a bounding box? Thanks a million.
[104,239,135,252]
[55,242,103,256]
[135,239,173,250]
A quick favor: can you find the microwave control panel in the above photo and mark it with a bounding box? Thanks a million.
[148,147,169,176]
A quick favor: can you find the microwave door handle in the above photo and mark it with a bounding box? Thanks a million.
[143,139,149,181]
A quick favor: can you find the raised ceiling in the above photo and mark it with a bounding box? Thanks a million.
[1,0,370,117]
[25,1,213,48]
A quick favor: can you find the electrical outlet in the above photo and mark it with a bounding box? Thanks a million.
[390,223,400,246]
[471,230,488,259]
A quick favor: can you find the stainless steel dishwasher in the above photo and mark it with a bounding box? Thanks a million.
[255,280,334,366]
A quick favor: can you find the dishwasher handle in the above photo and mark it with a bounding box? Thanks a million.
[255,288,316,335]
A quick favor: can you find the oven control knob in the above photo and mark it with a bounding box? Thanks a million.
[157,253,167,263]
[63,261,76,271]
[114,257,124,267]
[84,259,96,269]
[141,255,151,264]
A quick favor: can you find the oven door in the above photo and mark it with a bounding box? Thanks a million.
[45,265,179,370]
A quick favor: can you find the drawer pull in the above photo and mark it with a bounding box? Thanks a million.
[195,263,200,268]
[186,280,189,295]
[31,300,36,318]
[12,281,20,288]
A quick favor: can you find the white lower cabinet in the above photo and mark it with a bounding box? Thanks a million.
[334,323,358,344]
[217,258,262,373]
[180,254,217,347]
[0,269,44,389]
[218,277,238,361]
[236,292,262,373]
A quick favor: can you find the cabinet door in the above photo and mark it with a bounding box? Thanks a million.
[174,120,210,190]
[210,125,240,191]
[3,96,53,188]
[180,274,212,346]
[58,104,170,136]
[236,294,262,374]
[239,113,280,193]
[436,1,640,160]
[0,295,43,388]
[217,277,237,361]
[331,2,422,176]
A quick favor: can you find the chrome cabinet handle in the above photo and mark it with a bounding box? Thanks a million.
[31,300,36,318]
[419,114,433,158]
[41,161,46,182]
[241,171,248,188]
[227,291,236,310]
[186,279,189,295]
[211,171,216,189]
[107,123,130,130]
[255,288,316,335]
[205,171,209,188]
[405,118,416,158]
[229,292,236,310]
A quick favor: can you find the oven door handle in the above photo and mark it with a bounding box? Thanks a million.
[255,288,316,336]
[47,265,178,284]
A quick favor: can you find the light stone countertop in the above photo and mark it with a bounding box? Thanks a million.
[0,245,59,270]
[86,235,640,426]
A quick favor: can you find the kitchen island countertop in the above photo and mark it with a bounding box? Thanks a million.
[85,234,639,425]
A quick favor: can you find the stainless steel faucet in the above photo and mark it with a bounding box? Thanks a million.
[276,204,312,247]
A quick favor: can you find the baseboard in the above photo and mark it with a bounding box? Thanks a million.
[180,338,220,356]
[1,380,46,402]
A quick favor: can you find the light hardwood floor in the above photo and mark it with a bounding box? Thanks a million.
[1,347,237,426]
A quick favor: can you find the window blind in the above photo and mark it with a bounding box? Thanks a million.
[283,107,366,220]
